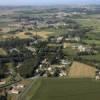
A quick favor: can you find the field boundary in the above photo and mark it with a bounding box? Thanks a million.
[17,78,42,100]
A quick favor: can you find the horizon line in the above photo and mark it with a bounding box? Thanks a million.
[0,4,99,6]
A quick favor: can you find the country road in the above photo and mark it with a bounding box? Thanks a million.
[17,78,38,100]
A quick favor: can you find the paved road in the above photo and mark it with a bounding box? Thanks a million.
[0,80,20,89]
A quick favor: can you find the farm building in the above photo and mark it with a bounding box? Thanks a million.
[0,80,6,85]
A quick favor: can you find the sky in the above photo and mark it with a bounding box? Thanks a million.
[0,0,100,5]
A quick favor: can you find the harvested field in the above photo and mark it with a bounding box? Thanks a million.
[0,31,53,40]
[63,43,72,48]
[15,31,53,39]
[68,61,97,78]
[0,48,7,56]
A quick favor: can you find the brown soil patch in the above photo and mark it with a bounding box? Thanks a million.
[68,61,97,78]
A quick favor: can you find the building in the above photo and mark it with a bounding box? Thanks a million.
[16,84,24,89]
[0,80,6,85]
[9,89,19,94]
[78,45,86,52]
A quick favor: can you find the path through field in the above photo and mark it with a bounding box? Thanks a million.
[17,78,39,100]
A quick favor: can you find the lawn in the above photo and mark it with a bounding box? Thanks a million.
[30,78,100,100]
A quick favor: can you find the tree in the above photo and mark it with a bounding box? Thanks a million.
[0,95,7,100]
[0,65,8,79]
[18,58,35,78]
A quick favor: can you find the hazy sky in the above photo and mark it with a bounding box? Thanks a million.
[0,0,100,5]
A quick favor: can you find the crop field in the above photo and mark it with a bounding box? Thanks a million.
[0,31,53,40]
[16,31,53,39]
[80,54,100,62]
[28,78,100,100]
[0,48,7,56]
[83,39,100,45]
[68,62,97,78]
[76,18,100,32]
[75,16,100,45]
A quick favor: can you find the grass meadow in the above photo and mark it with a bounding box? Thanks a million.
[25,78,100,100]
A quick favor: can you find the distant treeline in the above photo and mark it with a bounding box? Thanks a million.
[0,38,34,48]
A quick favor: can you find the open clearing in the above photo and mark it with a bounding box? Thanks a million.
[0,31,53,40]
[68,61,97,78]
[76,18,100,32]
[28,78,100,100]
[15,31,53,39]
[0,48,7,55]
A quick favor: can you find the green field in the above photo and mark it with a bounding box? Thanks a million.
[27,78,100,100]
[75,16,100,45]
[76,18,100,32]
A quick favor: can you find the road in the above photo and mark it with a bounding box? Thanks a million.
[17,78,38,100]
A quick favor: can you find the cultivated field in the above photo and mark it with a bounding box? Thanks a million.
[0,48,7,56]
[76,18,100,32]
[0,31,53,40]
[68,61,97,78]
[15,31,53,39]
[29,78,100,100]
[76,16,100,45]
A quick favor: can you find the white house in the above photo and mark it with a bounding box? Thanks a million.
[74,37,80,42]
[78,45,86,52]
[0,80,6,85]
[9,89,19,94]
[48,67,52,71]
[95,75,100,80]
[59,71,66,77]
[16,84,24,89]
[56,36,63,43]
[61,60,71,65]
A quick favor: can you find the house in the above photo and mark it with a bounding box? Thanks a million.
[39,64,43,69]
[74,37,80,42]
[50,71,54,75]
[56,36,63,43]
[41,59,47,64]
[95,75,100,80]
[78,45,86,52]
[26,46,36,53]
[9,89,19,94]
[63,42,73,48]
[65,36,80,42]
[59,73,64,77]
[9,48,20,53]
[16,63,22,68]
[12,84,24,89]
[61,60,71,65]
[95,70,100,80]
[0,80,6,85]
[48,67,52,71]
[59,71,66,77]
[16,84,24,89]
[56,12,72,18]
[8,84,24,94]
[36,69,39,73]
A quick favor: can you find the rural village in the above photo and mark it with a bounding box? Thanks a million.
[0,5,100,100]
